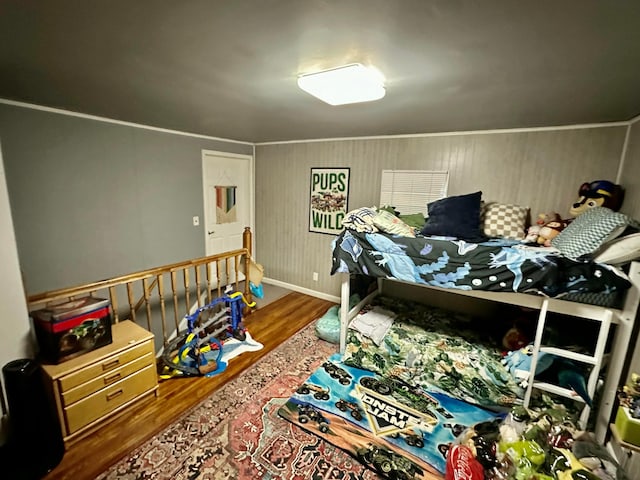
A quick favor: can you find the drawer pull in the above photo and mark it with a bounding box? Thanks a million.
[102,359,120,371]
[103,372,121,385]
[106,389,123,401]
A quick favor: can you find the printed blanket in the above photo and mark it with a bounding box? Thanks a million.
[278,353,504,479]
[331,230,630,297]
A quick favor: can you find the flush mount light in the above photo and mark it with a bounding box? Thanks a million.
[297,63,385,105]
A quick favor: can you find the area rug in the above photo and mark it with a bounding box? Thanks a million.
[96,323,380,480]
[278,354,504,479]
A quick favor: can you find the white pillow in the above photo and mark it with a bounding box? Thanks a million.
[348,306,396,345]
[593,232,640,265]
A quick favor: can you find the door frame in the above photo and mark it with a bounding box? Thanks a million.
[201,149,255,256]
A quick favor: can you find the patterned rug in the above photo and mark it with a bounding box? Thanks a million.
[96,323,380,480]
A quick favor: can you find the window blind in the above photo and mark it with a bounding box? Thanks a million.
[379,170,449,215]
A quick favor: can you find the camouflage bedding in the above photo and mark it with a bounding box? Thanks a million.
[342,297,524,410]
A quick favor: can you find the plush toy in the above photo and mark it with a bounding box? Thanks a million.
[569,180,624,217]
[536,215,570,247]
[502,325,529,351]
[502,344,555,387]
[525,212,560,244]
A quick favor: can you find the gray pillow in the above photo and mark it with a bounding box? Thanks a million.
[593,232,640,265]
[551,207,638,259]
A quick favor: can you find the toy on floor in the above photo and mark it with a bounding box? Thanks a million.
[160,290,256,378]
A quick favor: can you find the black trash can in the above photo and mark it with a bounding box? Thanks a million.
[0,359,64,479]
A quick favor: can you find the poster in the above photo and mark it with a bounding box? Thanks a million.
[309,167,350,234]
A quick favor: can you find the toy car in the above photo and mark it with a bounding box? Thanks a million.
[359,375,449,419]
[296,383,330,400]
[321,361,353,385]
[389,430,425,448]
[356,444,423,480]
[335,399,363,421]
[297,403,330,433]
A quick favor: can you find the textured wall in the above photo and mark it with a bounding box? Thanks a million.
[619,120,640,387]
[619,121,640,219]
[255,126,626,296]
[0,104,253,293]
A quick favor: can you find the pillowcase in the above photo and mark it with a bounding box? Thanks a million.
[373,209,415,237]
[593,232,640,265]
[341,206,379,233]
[481,202,529,240]
[348,306,396,345]
[551,207,638,259]
[420,191,486,241]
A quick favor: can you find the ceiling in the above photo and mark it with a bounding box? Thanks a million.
[1,1,640,144]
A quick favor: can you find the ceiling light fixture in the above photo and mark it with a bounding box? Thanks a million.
[297,63,385,106]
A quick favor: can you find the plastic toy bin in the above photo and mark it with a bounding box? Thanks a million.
[614,406,640,447]
[31,297,113,364]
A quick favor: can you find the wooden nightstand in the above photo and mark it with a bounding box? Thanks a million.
[41,320,159,448]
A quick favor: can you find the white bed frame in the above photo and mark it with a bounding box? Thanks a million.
[338,261,640,444]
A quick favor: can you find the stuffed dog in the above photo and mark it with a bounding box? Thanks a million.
[569,180,624,217]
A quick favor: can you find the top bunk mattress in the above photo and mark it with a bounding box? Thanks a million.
[331,230,631,299]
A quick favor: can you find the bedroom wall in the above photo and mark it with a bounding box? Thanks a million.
[619,120,640,219]
[0,141,34,427]
[255,126,627,297]
[619,119,640,386]
[0,103,253,295]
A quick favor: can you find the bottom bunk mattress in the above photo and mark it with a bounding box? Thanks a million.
[342,296,525,410]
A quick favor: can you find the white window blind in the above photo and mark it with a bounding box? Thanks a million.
[379,170,449,216]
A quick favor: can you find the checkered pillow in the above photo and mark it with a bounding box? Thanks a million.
[551,207,638,259]
[481,202,529,240]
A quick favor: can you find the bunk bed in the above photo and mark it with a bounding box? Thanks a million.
[331,211,640,444]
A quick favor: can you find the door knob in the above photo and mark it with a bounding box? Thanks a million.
[208,230,215,235]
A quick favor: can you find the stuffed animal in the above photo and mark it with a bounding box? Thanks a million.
[537,215,570,247]
[569,180,624,217]
[525,212,560,244]
[501,344,554,387]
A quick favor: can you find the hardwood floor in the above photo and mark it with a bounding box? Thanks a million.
[43,292,336,480]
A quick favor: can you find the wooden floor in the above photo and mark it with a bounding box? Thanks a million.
[44,292,336,480]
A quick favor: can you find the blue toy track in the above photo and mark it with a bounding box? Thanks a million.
[161,291,256,377]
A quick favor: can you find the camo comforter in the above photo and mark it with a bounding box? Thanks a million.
[342,297,524,409]
[331,230,630,297]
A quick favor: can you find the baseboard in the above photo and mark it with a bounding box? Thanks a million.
[263,277,340,303]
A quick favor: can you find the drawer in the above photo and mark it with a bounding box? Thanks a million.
[59,340,154,392]
[64,364,157,434]
[61,353,155,406]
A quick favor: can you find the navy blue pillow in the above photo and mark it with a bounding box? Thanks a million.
[420,191,486,241]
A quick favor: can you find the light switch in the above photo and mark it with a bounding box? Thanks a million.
[192,216,200,226]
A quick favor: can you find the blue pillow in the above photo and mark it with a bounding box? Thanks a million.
[420,191,486,241]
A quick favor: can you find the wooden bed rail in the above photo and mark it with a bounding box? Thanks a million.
[27,227,254,351]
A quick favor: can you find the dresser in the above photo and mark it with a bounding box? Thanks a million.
[41,320,159,447]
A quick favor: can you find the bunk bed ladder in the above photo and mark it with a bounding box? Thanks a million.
[523,299,549,408]
[523,297,613,429]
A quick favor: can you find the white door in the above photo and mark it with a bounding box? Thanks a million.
[202,151,253,258]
